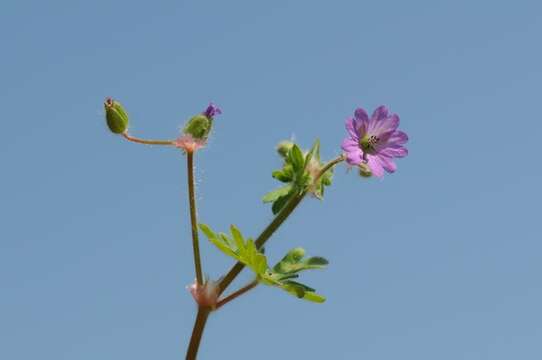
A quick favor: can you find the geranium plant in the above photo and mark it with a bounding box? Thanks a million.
[103,98,408,359]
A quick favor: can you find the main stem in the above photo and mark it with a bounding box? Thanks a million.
[187,152,203,285]
[186,307,210,360]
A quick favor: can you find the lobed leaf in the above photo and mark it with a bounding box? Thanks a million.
[273,247,329,274]
[200,223,329,304]
[262,184,293,203]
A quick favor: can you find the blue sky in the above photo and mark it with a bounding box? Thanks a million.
[1,1,541,359]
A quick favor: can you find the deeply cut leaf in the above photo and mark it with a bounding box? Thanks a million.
[199,223,329,303]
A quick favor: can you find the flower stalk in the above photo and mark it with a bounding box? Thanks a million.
[187,151,204,285]
[122,132,174,146]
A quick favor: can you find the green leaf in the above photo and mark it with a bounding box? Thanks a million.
[281,281,326,303]
[306,256,329,266]
[273,247,329,274]
[230,225,244,251]
[288,144,305,171]
[209,233,237,258]
[265,248,329,303]
[271,191,293,215]
[198,223,216,240]
[271,169,292,183]
[200,224,269,278]
[219,232,237,252]
[200,223,329,304]
[262,184,293,203]
[300,292,326,303]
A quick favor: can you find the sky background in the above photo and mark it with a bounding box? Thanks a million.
[1,1,541,359]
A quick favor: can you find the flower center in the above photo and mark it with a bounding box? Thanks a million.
[359,134,380,154]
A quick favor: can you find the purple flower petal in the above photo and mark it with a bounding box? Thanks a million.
[369,113,400,137]
[345,117,359,141]
[354,108,369,134]
[367,155,384,177]
[354,107,369,122]
[341,138,359,152]
[377,155,397,173]
[345,148,363,166]
[371,105,389,122]
[387,130,408,146]
[380,146,408,158]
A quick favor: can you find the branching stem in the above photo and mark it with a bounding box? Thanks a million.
[186,153,345,358]
[216,280,259,309]
[122,132,174,146]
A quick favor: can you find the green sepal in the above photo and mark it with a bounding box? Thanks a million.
[183,114,212,140]
[303,139,320,173]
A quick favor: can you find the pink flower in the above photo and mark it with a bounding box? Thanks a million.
[341,106,408,177]
[175,134,206,153]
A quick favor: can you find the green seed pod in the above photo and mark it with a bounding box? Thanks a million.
[276,140,294,158]
[104,98,129,134]
[358,163,372,178]
[183,114,212,140]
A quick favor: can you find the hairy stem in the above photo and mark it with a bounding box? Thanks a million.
[122,132,174,145]
[187,151,204,285]
[216,280,259,309]
[186,307,210,360]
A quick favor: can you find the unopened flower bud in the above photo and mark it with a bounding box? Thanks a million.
[182,103,222,141]
[183,114,212,140]
[358,163,372,178]
[276,140,294,158]
[104,97,129,134]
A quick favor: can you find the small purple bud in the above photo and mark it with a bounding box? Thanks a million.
[203,103,222,119]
